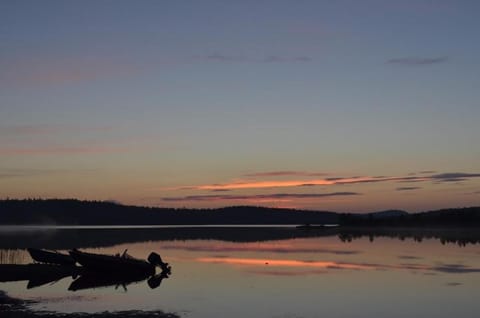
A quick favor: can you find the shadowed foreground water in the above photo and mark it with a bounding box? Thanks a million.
[1,226,479,318]
[0,290,179,318]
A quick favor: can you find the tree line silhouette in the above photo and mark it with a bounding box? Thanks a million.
[1,199,479,227]
[0,199,337,225]
[339,207,480,227]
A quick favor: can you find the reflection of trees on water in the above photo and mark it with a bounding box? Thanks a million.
[0,227,338,249]
[337,228,480,246]
[1,226,479,250]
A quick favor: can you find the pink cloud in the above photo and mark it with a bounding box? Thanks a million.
[162,192,360,202]
[0,146,128,155]
[0,124,112,136]
[1,56,138,86]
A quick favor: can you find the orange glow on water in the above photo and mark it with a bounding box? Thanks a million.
[197,257,374,270]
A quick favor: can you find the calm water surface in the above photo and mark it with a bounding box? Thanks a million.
[1,227,479,318]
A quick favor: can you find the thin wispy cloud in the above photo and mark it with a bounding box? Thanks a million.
[194,54,313,63]
[1,57,137,86]
[0,146,128,156]
[176,171,480,191]
[0,168,97,179]
[432,264,480,274]
[244,171,329,177]
[408,170,437,176]
[199,54,247,62]
[430,173,480,183]
[0,125,63,136]
[0,168,58,179]
[0,124,112,136]
[396,187,422,191]
[262,56,312,63]
[387,56,449,66]
[0,124,147,156]
[162,192,360,202]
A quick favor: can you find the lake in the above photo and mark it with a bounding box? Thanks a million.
[1,226,479,318]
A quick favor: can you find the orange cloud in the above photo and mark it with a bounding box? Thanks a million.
[178,176,418,191]
[174,171,480,192]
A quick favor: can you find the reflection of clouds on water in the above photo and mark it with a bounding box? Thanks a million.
[247,269,329,276]
[197,257,480,276]
[160,242,361,255]
[432,264,480,274]
[397,255,423,260]
[198,257,381,270]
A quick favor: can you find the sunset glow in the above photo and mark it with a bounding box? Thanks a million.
[1,1,479,212]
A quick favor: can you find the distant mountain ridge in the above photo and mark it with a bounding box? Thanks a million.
[0,199,479,226]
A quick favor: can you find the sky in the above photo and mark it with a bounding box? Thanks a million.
[1,0,479,212]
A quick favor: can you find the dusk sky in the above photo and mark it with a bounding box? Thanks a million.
[1,0,479,212]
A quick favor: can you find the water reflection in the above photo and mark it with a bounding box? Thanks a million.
[0,226,338,249]
[1,226,479,250]
[196,256,480,275]
[0,264,76,288]
[337,228,480,246]
[0,263,171,292]
[1,227,480,318]
[69,271,169,291]
[0,290,179,318]
[159,241,361,255]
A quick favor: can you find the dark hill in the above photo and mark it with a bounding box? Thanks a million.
[0,199,338,225]
[339,207,480,226]
[1,199,479,227]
